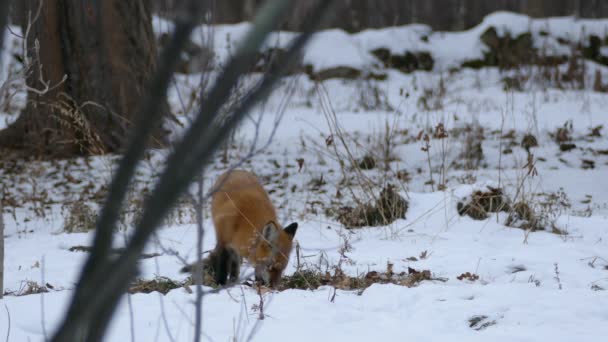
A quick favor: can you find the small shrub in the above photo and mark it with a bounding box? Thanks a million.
[454,125,485,170]
[588,125,603,137]
[581,159,595,169]
[308,174,327,191]
[278,266,435,291]
[505,202,540,231]
[377,184,409,222]
[164,196,196,225]
[593,69,607,92]
[357,154,376,170]
[371,48,434,73]
[129,276,183,295]
[357,79,393,111]
[506,189,571,233]
[461,59,487,69]
[307,65,362,81]
[502,75,525,91]
[336,184,408,228]
[254,48,303,75]
[400,267,433,287]
[559,143,577,152]
[336,203,379,228]
[279,269,323,290]
[521,134,538,152]
[457,272,480,281]
[18,281,49,296]
[514,201,536,222]
[63,201,97,233]
[551,121,573,144]
[457,186,510,220]
[396,169,411,182]
[417,76,446,112]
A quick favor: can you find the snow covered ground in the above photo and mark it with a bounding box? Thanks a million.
[159,11,608,73]
[2,12,608,342]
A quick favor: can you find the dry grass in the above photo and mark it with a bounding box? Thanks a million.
[506,189,571,234]
[457,187,510,220]
[3,280,50,297]
[452,124,485,171]
[62,201,98,233]
[457,272,480,282]
[129,276,184,295]
[334,184,408,228]
[278,265,439,291]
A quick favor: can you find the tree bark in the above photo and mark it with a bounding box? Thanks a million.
[0,0,166,158]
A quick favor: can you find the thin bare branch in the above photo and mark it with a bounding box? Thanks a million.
[194,174,205,342]
[51,0,334,341]
[40,256,48,342]
[51,0,206,340]
[155,257,177,342]
[3,304,10,342]
[126,293,135,342]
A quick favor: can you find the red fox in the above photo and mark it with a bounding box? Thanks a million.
[183,169,298,287]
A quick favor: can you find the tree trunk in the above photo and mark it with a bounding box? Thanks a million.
[0,0,166,158]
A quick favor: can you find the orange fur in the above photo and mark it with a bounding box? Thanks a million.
[209,169,298,286]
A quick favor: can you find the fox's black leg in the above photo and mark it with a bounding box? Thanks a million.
[213,247,230,285]
[227,248,241,283]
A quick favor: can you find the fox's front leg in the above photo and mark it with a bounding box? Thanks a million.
[213,246,241,285]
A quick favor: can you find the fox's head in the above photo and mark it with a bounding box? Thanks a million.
[254,221,298,287]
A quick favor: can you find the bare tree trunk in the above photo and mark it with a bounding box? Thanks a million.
[0,0,166,158]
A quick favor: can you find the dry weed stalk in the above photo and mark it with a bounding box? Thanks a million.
[315,83,409,233]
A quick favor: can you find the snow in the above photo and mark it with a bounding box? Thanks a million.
[354,24,433,54]
[303,29,381,72]
[2,11,608,342]
[4,281,608,341]
[152,16,175,36]
[183,11,608,72]
[3,197,608,341]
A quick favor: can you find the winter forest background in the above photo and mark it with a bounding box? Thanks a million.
[0,1,607,341]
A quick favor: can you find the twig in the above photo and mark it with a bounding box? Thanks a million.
[245,293,275,342]
[257,286,265,320]
[235,285,250,342]
[127,293,135,342]
[193,174,205,342]
[3,304,10,342]
[155,256,177,342]
[554,262,563,290]
[51,0,207,340]
[52,1,333,340]
[39,256,48,342]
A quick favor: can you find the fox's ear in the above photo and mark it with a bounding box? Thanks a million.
[283,222,298,238]
[262,221,280,244]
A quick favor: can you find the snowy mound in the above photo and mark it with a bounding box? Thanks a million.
[153,11,608,75]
